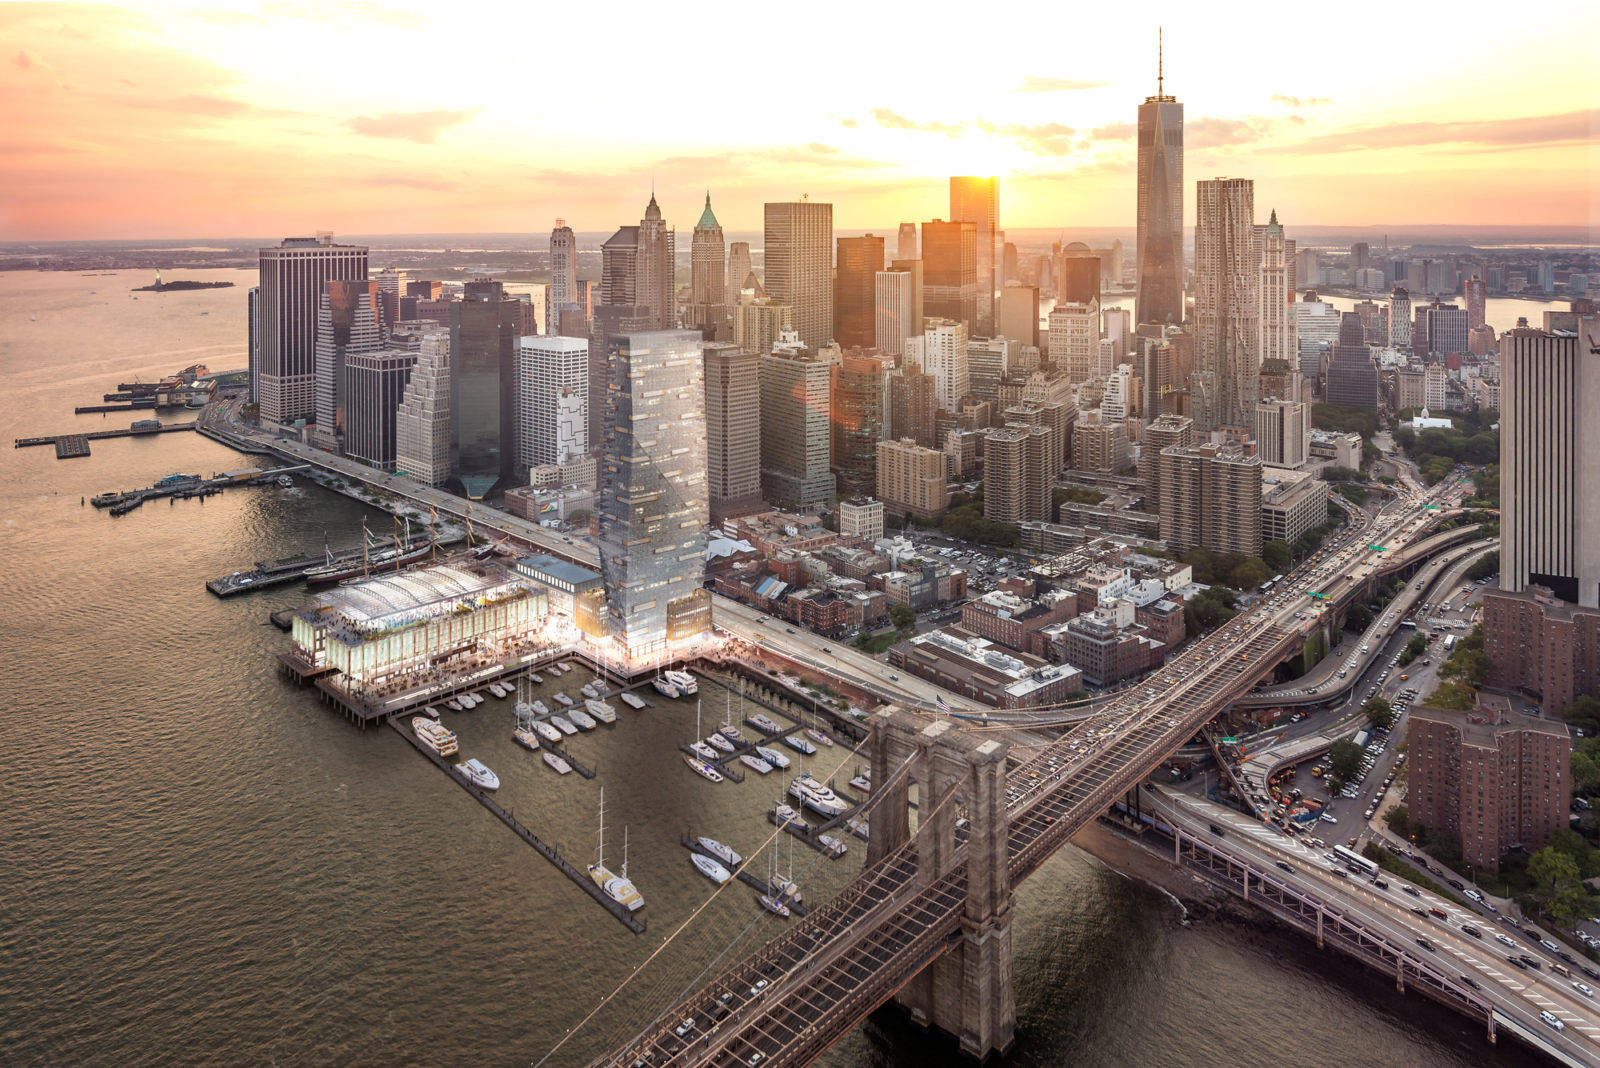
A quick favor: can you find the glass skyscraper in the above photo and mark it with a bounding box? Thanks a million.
[449,279,522,497]
[1135,42,1183,328]
[595,330,709,660]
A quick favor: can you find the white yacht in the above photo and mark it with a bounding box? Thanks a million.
[771,803,804,828]
[692,853,731,885]
[789,775,847,817]
[688,741,719,761]
[488,682,506,699]
[769,874,802,903]
[782,735,817,756]
[683,755,724,783]
[706,733,735,754]
[748,714,783,734]
[512,727,543,752]
[543,752,572,775]
[718,724,746,744]
[848,771,872,792]
[551,715,577,735]
[553,691,574,707]
[739,753,773,775]
[581,683,600,699]
[588,791,644,911]
[756,745,791,770]
[697,837,743,868]
[446,699,463,712]
[456,758,500,791]
[664,669,698,695]
[847,818,870,841]
[817,834,847,857]
[528,672,544,683]
[532,700,550,715]
[412,717,458,757]
[532,720,562,744]
[619,691,648,709]
[585,699,617,724]
[566,706,596,730]
[652,676,681,698]
[422,706,440,719]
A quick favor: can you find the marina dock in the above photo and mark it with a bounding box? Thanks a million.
[386,716,644,934]
[682,834,813,917]
[15,421,198,458]
[88,464,306,518]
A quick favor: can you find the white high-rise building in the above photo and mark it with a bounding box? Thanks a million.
[1195,178,1259,431]
[1255,210,1297,366]
[596,330,710,658]
[1254,398,1309,468]
[1389,287,1413,350]
[919,317,969,411]
[1048,298,1100,384]
[1500,320,1600,607]
[874,271,916,357]
[516,335,590,471]
[310,279,384,451]
[395,333,453,485]
[1101,364,1133,424]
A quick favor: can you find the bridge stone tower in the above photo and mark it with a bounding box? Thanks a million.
[867,708,1015,1060]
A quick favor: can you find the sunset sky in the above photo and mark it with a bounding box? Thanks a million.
[2,0,1596,241]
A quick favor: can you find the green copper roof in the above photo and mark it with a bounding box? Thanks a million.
[696,192,720,231]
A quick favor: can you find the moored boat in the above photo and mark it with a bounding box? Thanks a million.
[848,771,872,792]
[683,755,724,783]
[789,774,847,817]
[513,727,543,752]
[771,803,804,827]
[689,741,719,761]
[446,699,463,712]
[456,758,500,790]
[551,715,577,735]
[585,699,617,724]
[619,691,648,709]
[756,893,791,917]
[412,717,458,756]
[422,706,440,719]
[782,734,817,756]
[706,733,734,754]
[532,720,562,744]
[553,691,574,707]
[770,874,802,903]
[567,706,596,730]
[718,724,746,743]
[588,791,643,911]
[664,669,698,695]
[805,727,834,748]
[747,713,782,734]
[692,853,731,884]
[817,834,847,857]
[581,683,599,699]
[532,700,550,715]
[696,837,743,868]
[847,818,870,841]
[739,753,773,774]
[543,751,572,775]
[651,676,681,698]
[757,745,791,769]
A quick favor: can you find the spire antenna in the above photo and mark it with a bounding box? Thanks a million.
[1157,27,1164,97]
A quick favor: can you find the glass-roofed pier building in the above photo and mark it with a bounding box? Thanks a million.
[290,563,547,690]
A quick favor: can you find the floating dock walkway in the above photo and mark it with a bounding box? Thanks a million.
[387,715,644,934]
[15,421,198,457]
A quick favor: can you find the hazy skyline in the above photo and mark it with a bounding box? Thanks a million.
[2,0,1596,241]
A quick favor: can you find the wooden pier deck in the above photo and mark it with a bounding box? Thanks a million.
[386,715,645,934]
[16,421,198,456]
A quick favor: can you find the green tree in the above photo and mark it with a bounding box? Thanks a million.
[1347,602,1372,631]
[566,508,592,527]
[1572,750,1600,798]
[1329,738,1364,783]
[1363,697,1395,730]
[889,603,916,631]
[1563,695,1600,736]
[1227,555,1273,591]
[1397,632,1429,667]
[1337,483,1368,505]
[1529,846,1582,897]
[1466,551,1500,582]
[1384,803,1410,838]
[1262,540,1291,572]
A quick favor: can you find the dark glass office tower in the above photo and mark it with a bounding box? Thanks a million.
[449,279,522,498]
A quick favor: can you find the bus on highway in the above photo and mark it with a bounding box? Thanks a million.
[1334,844,1379,877]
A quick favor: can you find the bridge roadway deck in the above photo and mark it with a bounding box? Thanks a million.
[600,616,1306,1067]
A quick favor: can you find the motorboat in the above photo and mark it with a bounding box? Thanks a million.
[512,727,543,752]
[739,754,773,775]
[664,669,698,695]
[697,837,743,868]
[422,706,440,719]
[551,715,577,736]
[683,755,724,783]
[488,682,505,699]
[457,693,478,709]
[553,692,574,707]
[789,775,847,817]
[412,717,458,757]
[688,741,719,761]
[706,733,735,754]
[782,735,817,756]
[756,893,791,918]
[805,727,834,748]
[585,699,617,724]
[847,818,870,841]
[445,699,463,712]
[532,700,550,716]
[771,803,804,828]
[543,752,572,775]
[747,714,783,734]
[652,676,681,698]
[718,724,746,743]
[456,758,500,791]
[817,834,847,857]
[581,683,600,699]
[567,706,597,730]
[588,791,643,911]
[532,720,562,744]
[756,745,791,770]
[848,772,872,792]
[528,672,544,683]
[619,691,648,709]
[692,854,731,884]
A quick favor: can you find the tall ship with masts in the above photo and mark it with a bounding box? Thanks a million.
[304,516,432,586]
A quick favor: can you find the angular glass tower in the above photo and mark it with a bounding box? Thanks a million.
[595,330,709,660]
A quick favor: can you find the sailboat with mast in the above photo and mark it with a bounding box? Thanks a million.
[305,515,430,585]
[588,788,643,911]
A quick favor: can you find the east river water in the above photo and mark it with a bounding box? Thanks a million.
[0,269,1537,1066]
